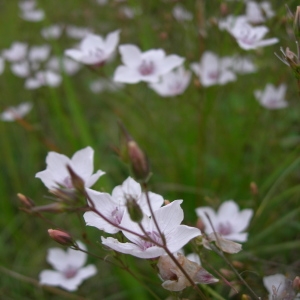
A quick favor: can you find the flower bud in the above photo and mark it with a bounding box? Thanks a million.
[17,193,35,208]
[250,182,258,196]
[294,6,300,38]
[31,202,65,213]
[126,196,143,223]
[293,276,300,291]
[66,165,85,193]
[48,229,74,246]
[241,295,251,300]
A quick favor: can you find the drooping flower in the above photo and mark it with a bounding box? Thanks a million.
[263,274,297,300]
[190,51,236,87]
[254,84,288,109]
[157,253,218,291]
[0,102,32,122]
[148,66,191,97]
[101,200,201,259]
[223,16,278,50]
[84,176,164,234]
[35,146,105,190]
[65,30,120,65]
[39,241,97,291]
[113,44,184,84]
[195,200,253,242]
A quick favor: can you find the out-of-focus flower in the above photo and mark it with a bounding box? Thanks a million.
[89,78,123,94]
[195,200,253,242]
[119,6,141,19]
[35,146,105,190]
[254,84,288,109]
[191,51,236,86]
[246,1,274,24]
[263,274,297,300]
[101,200,201,259]
[66,25,93,39]
[28,45,51,62]
[47,56,81,76]
[0,57,5,75]
[0,102,32,121]
[19,0,36,11]
[25,70,62,89]
[11,61,30,77]
[84,176,164,234]
[157,253,218,291]
[3,42,28,62]
[172,4,193,22]
[229,56,257,74]
[96,0,108,5]
[114,44,184,84]
[148,66,191,97]
[39,241,97,291]
[223,16,278,50]
[41,25,63,40]
[20,9,44,22]
[65,30,120,65]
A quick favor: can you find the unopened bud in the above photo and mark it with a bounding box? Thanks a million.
[48,229,74,246]
[196,218,206,232]
[232,260,244,269]
[66,165,85,193]
[294,6,300,38]
[250,182,258,196]
[50,188,77,202]
[31,202,65,213]
[293,276,300,290]
[126,196,143,223]
[128,140,150,182]
[164,199,170,205]
[17,193,35,208]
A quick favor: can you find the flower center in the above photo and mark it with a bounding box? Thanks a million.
[217,221,233,235]
[137,231,162,251]
[62,176,74,189]
[208,71,219,80]
[111,206,124,224]
[138,60,155,76]
[63,266,78,279]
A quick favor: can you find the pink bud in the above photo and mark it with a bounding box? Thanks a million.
[48,229,74,246]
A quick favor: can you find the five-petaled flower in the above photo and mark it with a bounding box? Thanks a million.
[65,30,120,66]
[35,146,105,190]
[101,200,201,259]
[195,200,253,242]
[113,44,184,83]
[84,176,164,234]
[39,241,97,291]
[254,83,288,109]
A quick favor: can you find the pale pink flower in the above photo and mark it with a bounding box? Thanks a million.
[28,45,51,62]
[65,30,120,65]
[66,25,93,39]
[41,25,63,40]
[196,200,253,242]
[89,78,123,94]
[172,4,193,22]
[101,200,201,259]
[35,146,105,190]
[246,1,274,24]
[113,44,184,84]
[84,176,164,234]
[0,102,32,121]
[47,56,81,76]
[3,42,28,62]
[25,70,62,89]
[254,84,288,109]
[39,241,97,291]
[148,66,191,97]
[20,9,44,22]
[191,51,236,86]
[11,61,30,77]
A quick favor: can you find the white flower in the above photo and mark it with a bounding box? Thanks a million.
[35,146,105,190]
[263,274,297,300]
[28,45,51,62]
[84,176,164,234]
[25,70,62,89]
[226,17,278,50]
[65,30,120,65]
[11,61,30,77]
[172,4,193,22]
[254,84,288,109]
[66,25,93,39]
[41,25,63,40]
[246,1,274,24]
[101,200,201,259]
[113,44,184,84]
[47,56,81,76]
[195,200,253,242]
[191,51,236,87]
[20,9,45,22]
[3,42,28,62]
[39,241,97,291]
[0,102,32,121]
[229,56,257,74]
[148,66,191,97]
[19,0,36,11]
[89,78,123,94]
